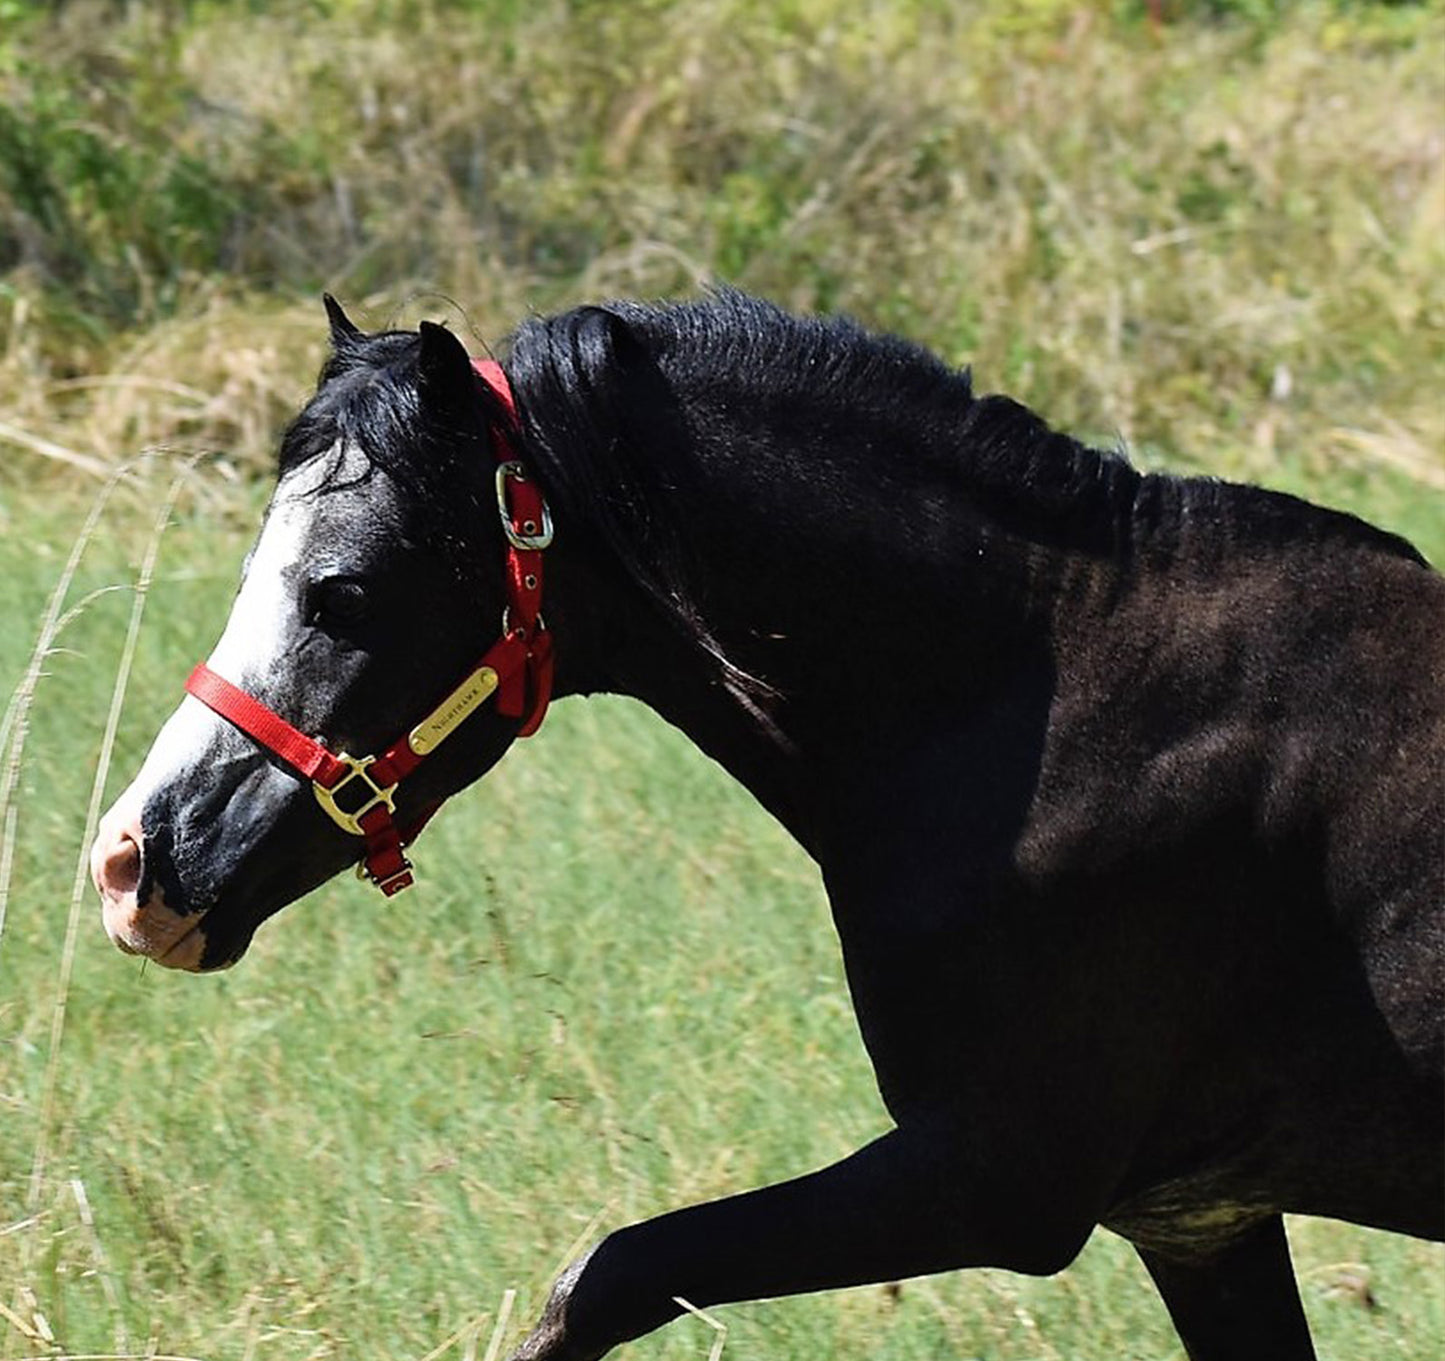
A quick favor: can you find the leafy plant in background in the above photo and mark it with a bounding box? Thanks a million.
[0,0,1439,484]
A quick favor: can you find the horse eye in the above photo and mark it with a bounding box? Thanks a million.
[307,577,369,628]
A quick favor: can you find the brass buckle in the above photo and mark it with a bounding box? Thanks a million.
[495,461,554,551]
[313,754,397,837]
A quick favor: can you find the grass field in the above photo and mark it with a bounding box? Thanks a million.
[2,1,1443,1358]
[2,467,1442,1360]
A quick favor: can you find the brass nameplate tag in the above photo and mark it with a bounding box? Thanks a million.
[409,667,499,756]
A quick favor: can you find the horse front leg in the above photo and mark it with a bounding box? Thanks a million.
[506,1122,1093,1361]
[1135,1217,1317,1361]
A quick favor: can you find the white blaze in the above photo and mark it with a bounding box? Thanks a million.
[117,443,352,809]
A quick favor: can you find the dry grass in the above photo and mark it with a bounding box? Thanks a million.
[0,1,1441,495]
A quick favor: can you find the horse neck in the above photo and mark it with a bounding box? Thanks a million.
[531,371,1144,852]
[662,381,1141,660]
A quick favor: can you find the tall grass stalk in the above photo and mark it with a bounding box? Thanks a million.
[476,1290,515,1361]
[0,420,109,480]
[69,1177,128,1356]
[671,1298,727,1361]
[0,466,131,956]
[14,459,196,1349]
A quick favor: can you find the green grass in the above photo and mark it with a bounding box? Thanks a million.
[0,0,1442,1356]
[1,463,1442,1361]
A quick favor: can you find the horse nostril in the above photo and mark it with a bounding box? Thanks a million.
[100,831,143,899]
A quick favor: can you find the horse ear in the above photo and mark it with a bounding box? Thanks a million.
[323,294,363,350]
[416,319,476,398]
[575,305,644,371]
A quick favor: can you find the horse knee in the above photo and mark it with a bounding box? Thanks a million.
[1000,1223,1093,1277]
[909,1168,1095,1278]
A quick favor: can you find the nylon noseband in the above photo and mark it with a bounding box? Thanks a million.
[185,359,554,896]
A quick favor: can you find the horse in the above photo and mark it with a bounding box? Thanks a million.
[91,291,1443,1361]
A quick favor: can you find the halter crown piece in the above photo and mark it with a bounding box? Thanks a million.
[184,359,554,896]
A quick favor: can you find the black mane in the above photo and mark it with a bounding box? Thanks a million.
[279,327,502,488]
[503,292,1144,692]
[506,289,1424,596]
[276,323,518,584]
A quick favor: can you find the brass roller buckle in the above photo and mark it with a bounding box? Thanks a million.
[313,754,398,838]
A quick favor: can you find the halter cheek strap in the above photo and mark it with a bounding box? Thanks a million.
[184,359,553,896]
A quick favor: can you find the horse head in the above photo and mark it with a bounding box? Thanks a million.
[91,299,547,970]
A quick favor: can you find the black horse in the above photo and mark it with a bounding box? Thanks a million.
[92,291,1443,1360]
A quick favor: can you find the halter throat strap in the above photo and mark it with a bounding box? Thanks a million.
[185,358,554,896]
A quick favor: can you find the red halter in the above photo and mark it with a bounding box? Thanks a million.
[185,359,554,896]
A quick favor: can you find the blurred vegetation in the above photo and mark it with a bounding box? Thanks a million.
[0,3,1442,1357]
[0,0,1441,496]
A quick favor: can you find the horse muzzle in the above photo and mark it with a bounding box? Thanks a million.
[91,797,211,972]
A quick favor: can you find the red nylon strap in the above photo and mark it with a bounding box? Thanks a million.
[183,358,552,897]
[187,661,443,897]
[357,804,413,895]
[186,664,348,788]
[518,628,553,738]
[473,360,511,415]
[473,357,551,732]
